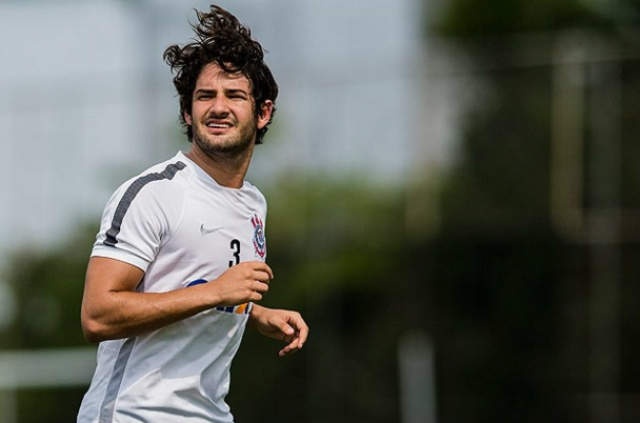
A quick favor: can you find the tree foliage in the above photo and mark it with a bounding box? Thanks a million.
[436,0,611,36]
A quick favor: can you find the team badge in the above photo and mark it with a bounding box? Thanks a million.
[251,214,266,260]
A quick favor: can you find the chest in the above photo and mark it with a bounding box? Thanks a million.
[162,188,267,275]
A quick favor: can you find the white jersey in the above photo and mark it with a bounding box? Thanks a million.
[78,151,268,423]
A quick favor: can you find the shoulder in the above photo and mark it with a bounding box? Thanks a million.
[100,154,195,236]
[94,155,194,261]
[125,156,191,193]
[112,155,193,204]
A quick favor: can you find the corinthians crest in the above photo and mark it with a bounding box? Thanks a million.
[251,214,266,260]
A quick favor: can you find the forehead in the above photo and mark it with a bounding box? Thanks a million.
[195,63,251,90]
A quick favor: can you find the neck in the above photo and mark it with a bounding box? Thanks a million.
[185,144,254,189]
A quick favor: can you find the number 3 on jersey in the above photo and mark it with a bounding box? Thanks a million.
[229,239,240,268]
[228,238,250,314]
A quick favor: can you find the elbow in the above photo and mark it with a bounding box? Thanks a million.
[81,313,111,343]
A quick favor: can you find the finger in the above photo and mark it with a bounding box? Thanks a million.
[278,320,296,338]
[278,341,296,357]
[252,280,269,294]
[279,328,307,357]
[286,314,308,348]
[250,261,274,279]
[278,338,301,357]
[252,269,272,284]
[295,323,309,349]
[278,347,293,357]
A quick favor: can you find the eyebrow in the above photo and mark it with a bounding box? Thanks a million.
[226,88,249,96]
[194,87,249,96]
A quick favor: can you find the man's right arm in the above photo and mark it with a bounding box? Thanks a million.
[80,256,272,342]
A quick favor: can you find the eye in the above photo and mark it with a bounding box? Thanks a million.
[194,90,215,100]
[227,90,248,100]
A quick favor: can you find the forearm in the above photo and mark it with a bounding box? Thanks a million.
[81,283,219,342]
[82,257,272,342]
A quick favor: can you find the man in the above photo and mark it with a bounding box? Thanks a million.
[77,5,308,423]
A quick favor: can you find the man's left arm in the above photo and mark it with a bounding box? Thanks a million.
[248,304,309,357]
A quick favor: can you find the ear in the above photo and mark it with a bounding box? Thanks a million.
[184,111,192,126]
[256,100,274,130]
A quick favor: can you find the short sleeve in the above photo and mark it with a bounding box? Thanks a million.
[91,166,187,272]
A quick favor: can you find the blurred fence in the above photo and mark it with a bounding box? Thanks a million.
[0,348,96,423]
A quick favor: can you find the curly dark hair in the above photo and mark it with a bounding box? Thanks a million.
[163,5,278,144]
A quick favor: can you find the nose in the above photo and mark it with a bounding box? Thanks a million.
[208,96,230,117]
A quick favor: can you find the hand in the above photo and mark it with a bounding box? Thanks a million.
[250,305,309,357]
[211,261,273,306]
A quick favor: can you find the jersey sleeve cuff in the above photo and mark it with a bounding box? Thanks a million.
[91,244,150,272]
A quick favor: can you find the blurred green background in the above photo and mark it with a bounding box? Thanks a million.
[2,0,640,422]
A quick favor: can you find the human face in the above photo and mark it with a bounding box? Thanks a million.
[185,63,272,159]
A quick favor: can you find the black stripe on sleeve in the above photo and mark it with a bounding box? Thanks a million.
[103,161,187,247]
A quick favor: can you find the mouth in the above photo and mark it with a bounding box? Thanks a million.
[204,120,233,132]
[204,120,233,135]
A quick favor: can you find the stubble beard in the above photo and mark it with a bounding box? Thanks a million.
[191,119,257,162]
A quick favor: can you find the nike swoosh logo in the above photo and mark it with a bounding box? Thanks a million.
[200,223,223,235]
